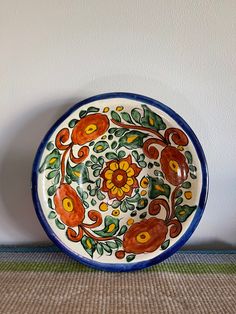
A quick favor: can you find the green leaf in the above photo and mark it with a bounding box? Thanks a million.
[96,178,101,187]
[182,181,191,189]
[85,160,93,167]
[91,164,100,170]
[83,201,89,209]
[108,135,113,140]
[54,173,60,185]
[126,202,135,210]
[175,205,197,222]
[117,225,128,236]
[105,152,118,160]
[66,161,93,184]
[154,161,160,167]
[139,153,145,161]
[68,119,78,128]
[126,254,136,262]
[66,162,93,184]
[65,175,72,184]
[98,156,104,166]
[190,173,197,179]
[141,105,166,131]
[87,106,99,113]
[55,218,65,230]
[106,241,118,249]
[185,151,193,164]
[89,188,97,197]
[175,197,183,206]
[121,112,134,124]
[139,212,147,219]
[93,169,101,177]
[126,192,141,203]
[138,161,147,168]
[97,190,106,200]
[148,177,170,199]
[89,141,95,146]
[48,211,56,219]
[111,141,117,149]
[46,142,54,151]
[111,111,121,122]
[189,165,197,172]
[46,170,58,179]
[94,216,119,237]
[137,198,148,210]
[154,170,164,178]
[48,198,53,209]
[114,128,129,137]
[91,199,97,206]
[131,108,141,124]
[118,150,126,159]
[93,141,109,153]
[102,243,112,255]
[161,239,170,250]
[111,200,121,208]
[175,189,183,198]
[91,155,97,163]
[118,131,148,149]
[120,201,128,212]
[96,243,103,256]
[39,149,61,173]
[82,191,88,200]
[79,110,87,118]
[47,185,57,196]
[81,236,96,257]
[108,127,117,134]
[76,186,83,198]
[148,162,153,169]
[131,150,139,161]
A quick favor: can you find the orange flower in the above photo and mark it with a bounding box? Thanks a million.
[160,146,189,186]
[71,113,109,145]
[54,184,85,227]
[101,155,141,201]
[123,218,168,254]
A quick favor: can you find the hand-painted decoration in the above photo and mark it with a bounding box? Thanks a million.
[39,102,199,263]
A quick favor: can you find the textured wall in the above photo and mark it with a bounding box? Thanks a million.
[0,1,235,248]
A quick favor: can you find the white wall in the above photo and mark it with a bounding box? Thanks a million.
[0,0,235,248]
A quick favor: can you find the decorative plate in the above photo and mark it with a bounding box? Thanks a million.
[32,93,208,271]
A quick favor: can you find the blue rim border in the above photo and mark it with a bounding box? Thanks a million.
[32,92,209,272]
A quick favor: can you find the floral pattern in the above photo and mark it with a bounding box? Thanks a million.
[101,155,141,201]
[39,103,198,262]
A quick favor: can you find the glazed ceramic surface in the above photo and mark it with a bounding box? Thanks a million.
[32,93,208,271]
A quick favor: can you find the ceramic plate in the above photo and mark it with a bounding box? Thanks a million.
[32,93,208,271]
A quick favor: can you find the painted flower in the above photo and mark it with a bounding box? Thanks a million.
[123,218,168,254]
[54,184,85,227]
[160,146,189,186]
[71,113,109,145]
[101,155,141,201]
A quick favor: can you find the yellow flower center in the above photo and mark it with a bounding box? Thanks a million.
[86,239,92,249]
[103,107,109,113]
[116,174,123,181]
[85,124,98,135]
[112,209,120,216]
[96,145,103,151]
[127,218,134,226]
[127,135,138,143]
[136,231,151,244]
[141,190,147,196]
[184,191,192,200]
[116,106,124,111]
[169,160,179,173]
[49,157,57,164]
[99,202,108,212]
[155,185,165,192]
[73,171,81,177]
[149,117,154,126]
[141,177,149,188]
[107,223,116,233]
[62,197,74,212]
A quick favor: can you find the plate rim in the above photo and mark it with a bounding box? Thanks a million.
[32,92,209,272]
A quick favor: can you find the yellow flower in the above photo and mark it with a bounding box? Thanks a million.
[101,155,142,201]
[99,202,108,212]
